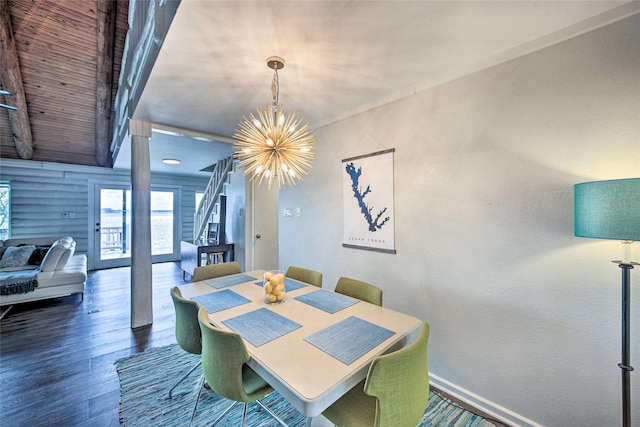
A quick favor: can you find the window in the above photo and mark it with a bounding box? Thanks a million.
[0,183,10,240]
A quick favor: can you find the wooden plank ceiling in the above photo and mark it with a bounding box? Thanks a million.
[0,0,129,167]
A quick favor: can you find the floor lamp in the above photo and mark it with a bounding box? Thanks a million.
[575,178,640,427]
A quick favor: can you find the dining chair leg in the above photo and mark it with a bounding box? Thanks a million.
[168,360,202,398]
[188,376,205,427]
[210,401,240,427]
[240,402,248,427]
[256,399,289,426]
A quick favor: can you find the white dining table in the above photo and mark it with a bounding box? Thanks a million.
[178,270,422,423]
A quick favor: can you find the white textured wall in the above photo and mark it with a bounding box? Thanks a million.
[280,15,639,426]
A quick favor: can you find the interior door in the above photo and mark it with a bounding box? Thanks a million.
[247,180,279,271]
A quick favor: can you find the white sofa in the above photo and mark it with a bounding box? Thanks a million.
[0,236,87,306]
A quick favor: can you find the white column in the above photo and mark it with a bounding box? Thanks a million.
[129,119,153,328]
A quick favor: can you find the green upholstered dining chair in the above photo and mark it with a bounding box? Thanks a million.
[322,322,430,427]
[168,287,202,399]
[191,307,288,427]
[285,266,323,287]
[334,277,383,306]
[192,261,242,282]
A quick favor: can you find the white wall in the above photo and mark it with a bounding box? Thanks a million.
[280,14,639,426]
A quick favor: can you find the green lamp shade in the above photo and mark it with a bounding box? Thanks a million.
[574,178,640,241]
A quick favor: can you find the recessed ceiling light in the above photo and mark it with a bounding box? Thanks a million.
[162,158,181,165]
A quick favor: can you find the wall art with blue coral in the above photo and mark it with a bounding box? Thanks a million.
[342,148,395,253]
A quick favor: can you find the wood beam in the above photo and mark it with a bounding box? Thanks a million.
[0,0,33,160]
[95,0,116,167]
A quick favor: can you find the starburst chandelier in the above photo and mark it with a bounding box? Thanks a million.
[233,56,315,189]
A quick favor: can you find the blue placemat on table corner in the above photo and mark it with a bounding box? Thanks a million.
[294,289,359,314]
[254,277,308,292]
[192,289,251,313]
[203,273,257,289]
[222,307,302,347]
[304,316,395,365]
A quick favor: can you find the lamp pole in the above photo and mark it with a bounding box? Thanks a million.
[574,179,640,427]
[618,262,635,427]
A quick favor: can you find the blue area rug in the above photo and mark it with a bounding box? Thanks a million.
[116,344,495,426]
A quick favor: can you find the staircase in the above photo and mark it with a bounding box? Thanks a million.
[194,156,235,241]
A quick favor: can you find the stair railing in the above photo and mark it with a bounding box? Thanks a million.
[194,156,234,241]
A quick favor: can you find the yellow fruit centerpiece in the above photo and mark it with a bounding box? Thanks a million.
[264,270,286,304]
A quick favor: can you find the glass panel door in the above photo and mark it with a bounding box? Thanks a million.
[93,185,180,269]
[150,191,174,256]
[102,188,130,260]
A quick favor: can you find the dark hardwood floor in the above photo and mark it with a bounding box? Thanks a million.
[1,261,509,427]
[0,261,185,427]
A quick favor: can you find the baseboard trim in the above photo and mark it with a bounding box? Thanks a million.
[429,374,543,427]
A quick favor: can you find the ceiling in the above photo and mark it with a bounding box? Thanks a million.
[3,1,638,178]
[1,0,129,167]
[119,0,637,177]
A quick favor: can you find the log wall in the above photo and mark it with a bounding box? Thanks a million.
[0,158,207,270]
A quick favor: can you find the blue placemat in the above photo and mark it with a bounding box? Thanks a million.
[222,308,302,347]
[203,273,256,289]
[304,316,396,365]
[294,289,359,314]
[254,277,308,292]
[192,289,251,313]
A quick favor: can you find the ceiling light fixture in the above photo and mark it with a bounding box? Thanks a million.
[162,158,181,165]
[232,56,315,189]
